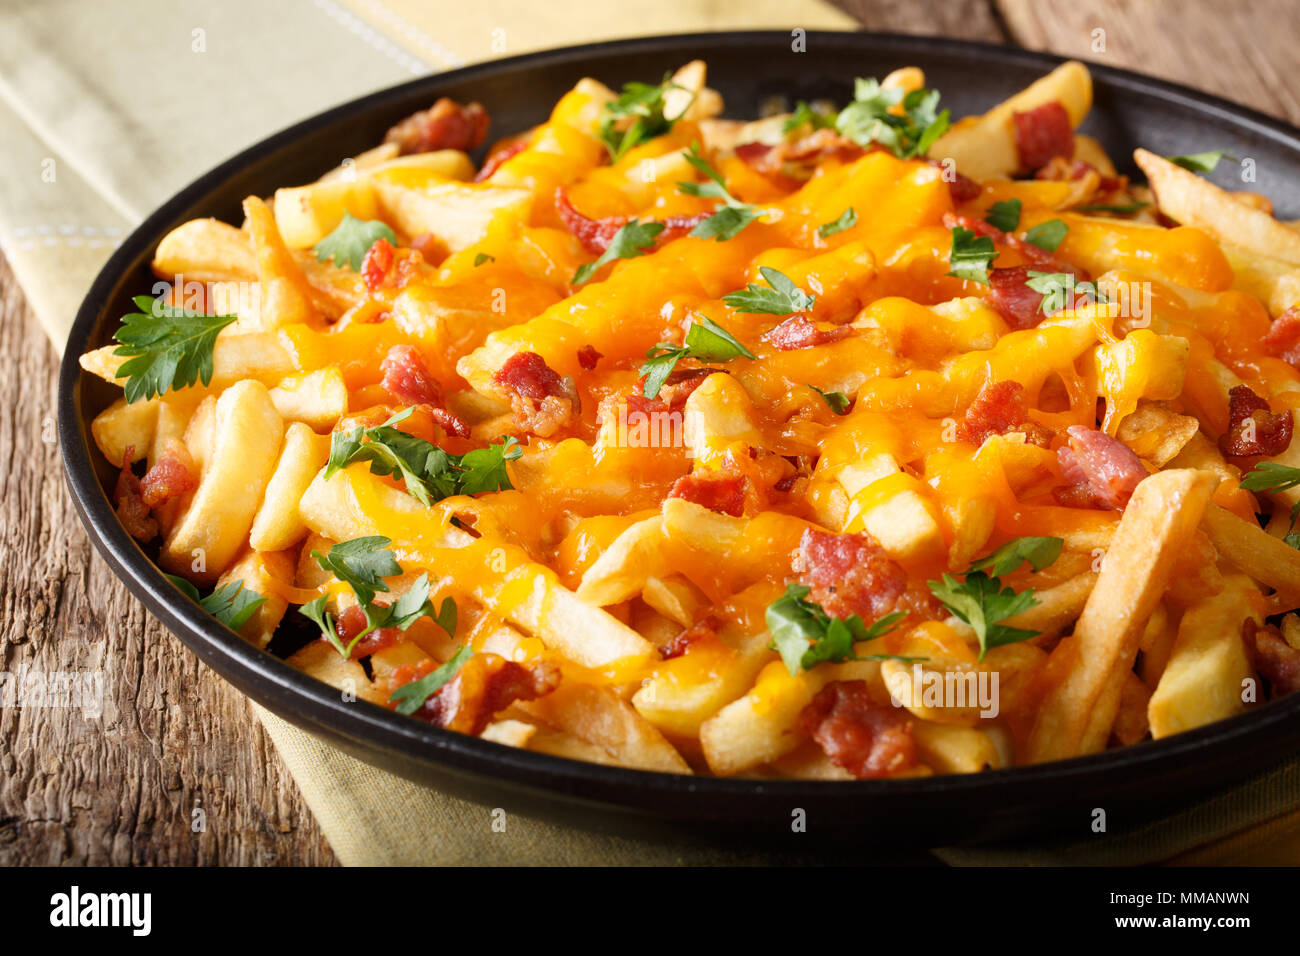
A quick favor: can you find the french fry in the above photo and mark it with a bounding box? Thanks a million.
[90,397,158,467]
[267,367,348,432]
[243,196,320,329]
[287,640,384,704]
[80,329,296,392]
[160,380,285,583]
[153,218,256,281]
[374,181,532,255]
[528,682,691,773]
[1201,504,1300,603]
[911,721,1003,773]
[574,515,670,606]
[214,548,297,648]
[1028,469,1216,761]
[1134,149,1300,264]
[249,422,330,553]
[929,61,1092,181]
[1116,402,1201,466]
[1148,575,1260,738]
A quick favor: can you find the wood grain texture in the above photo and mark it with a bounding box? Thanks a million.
[3,0,1299,866]
[0,253,336,865]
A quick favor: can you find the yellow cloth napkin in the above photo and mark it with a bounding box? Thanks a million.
[8,0,1296,866]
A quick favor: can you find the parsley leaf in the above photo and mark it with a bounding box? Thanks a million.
[639,316,755,399]
[1024,271,1106,314]
[1239,462,1300,494]
[1285,532,1300,551]
[112,296,237,403]
[678,145,767,241]
[1166,150,1235,173]
[1024,219,1068,252]
[835,79,950,159]
[984,199,1022,232]
[808,384,851,415]
[165,575,267,631]
[968,536,1064,577]
[313,213,397,270]
[784,100,837,134]
[722,266,816,315]
[817,207,858,239]
[326,408,519,506]
[572,218,665,285]
[946,227,998,284]
[311,536,400,606]
[474,253,495,267]
[766,583,918,675]
[929,572,1039,660]
[598,76,687,162]
[390,645,473,715]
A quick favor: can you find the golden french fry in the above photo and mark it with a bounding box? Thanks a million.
[243,195,320,329]
[214,548,297,648]
[374,181,532,254]
[160,380,285,583]
[287,640,384,704]
[1116,402,1201,466]
[80,329,295,393]
[528,682,691,773]
[267,367,349,432]
[574,515,670,606]
[1201,505,1300,602]
[91,397,158,467]
[929,61,1092,181]
[1134,149,1300,264]
[249,422,330,553]
[911,721,1003,774]
[153,218,256,281]
[1028,469,1216,761]
[1148,575,1260,738]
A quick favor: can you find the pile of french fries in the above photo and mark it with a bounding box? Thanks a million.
[80,58,1300,779]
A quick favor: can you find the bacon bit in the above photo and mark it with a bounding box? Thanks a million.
[1036,157,1125,193]
[800,680,917,779]
[361,238,396,292]
[667,471,748,517]
[1246,621,1300,697]
[1055,425,1149,510]
[947,170,983,204]
[662,617,719,660]
[735,128,864,178]
[493,351,579,438]
[379,345,470,439]
[114,445,158,542]
[988,266,1047,331]
[1012,101,1074,173]
[139,439,198,508]
[554,189,704,255]
[475,139,528,182]
[943,212,1081,276]
[331,604,401,660]
[415,654,560,735]
[794,528,942,625]
[576,344,603,370]
[1263,307,1300,369]
[630,366,718,411]
[384,98,489,155]
[957,380,1052,447]
[408,233,442,260]
[1219,385,1294,458]
[763,315,851,350]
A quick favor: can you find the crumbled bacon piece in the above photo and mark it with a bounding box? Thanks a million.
[576,344,603,370]
[415,654,560,735]
[475,139,528,182]
[1012,101,1074,172]
[1263,307,1300,369]
[139,439,198,508]
[379,345,469,438]
[1035,157,1125,193]
[1218,385,1294,458]
[947,170,983,204]
[667,471,747,517]
[800,680,917,779]
[1246,621,1300,697]
[734,128,864,178]
[361,238,395,292]
[1055,425,1149,510]
[114,445,158,542]
[794,528,942,625]
[384,98,489,155]
[332,604,401,660]
[631,366,718,411]
[763,315,851,350]
[554,189,704,256]
[493,351,579,438]
[661,618,719,660]
[957,380,1051,447]
[943,213,1081,275]
[988,266,1047,330]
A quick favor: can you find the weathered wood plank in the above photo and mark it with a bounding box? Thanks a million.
[0,251,335,865]
[828,0,1008,41]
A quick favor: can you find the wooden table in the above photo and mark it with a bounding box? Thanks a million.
[3,0,1296,866]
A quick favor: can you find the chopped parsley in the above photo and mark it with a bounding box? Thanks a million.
[766,583,918,675]
[1166,150,1235,173]
[572,219,665,286]
[984,199,1022,232]
[677,145,767,241]
[808,384,851,415]
[326,408,520,506]
[390,645,473,714]
[817,207,858,239]
[165,575,266,631]
[639,316,754,399]
[722,266,816,315]
[783,100,837,134]
[1024,271,1106,314]
[927,536,1063,660]
[112,296,237,403]
[598,76,688,162]
[1024,219,1068,252]
[313,213,397,270]
[834,78,950,159]
[946,226,998,284]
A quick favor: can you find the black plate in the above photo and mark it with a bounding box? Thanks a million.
[59,31,1300,850]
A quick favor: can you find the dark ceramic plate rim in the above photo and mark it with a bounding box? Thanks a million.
[58,30,1300,819]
